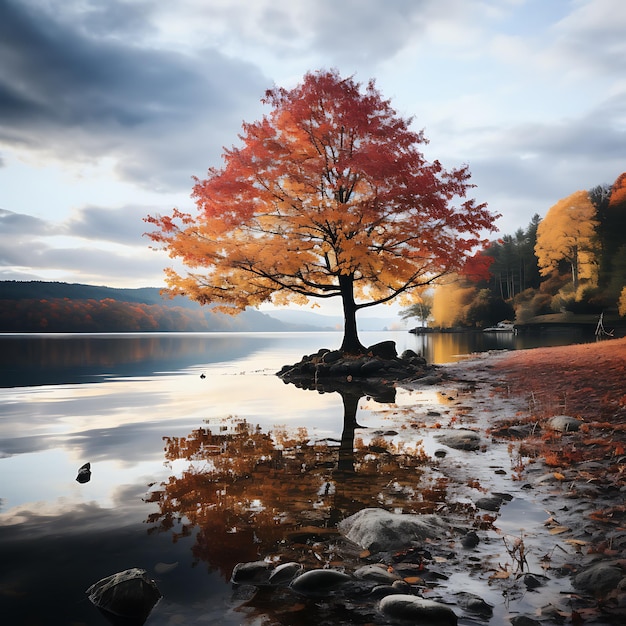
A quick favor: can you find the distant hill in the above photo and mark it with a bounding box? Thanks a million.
[0,281,197,308]
[0,281,305,333]
[0,281,404,333]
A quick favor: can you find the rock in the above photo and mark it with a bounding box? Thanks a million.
[522,573,548,589]
[367,341,398,359]
[76,462,91,483]
[289,569,352,596]
[547,415,582,432]
[378,594,458,625]
[475,496,503,511]
[338,508,448,553]
[268,562,303,586]
[454,591,493,617]
[573,562,624,597]
[401,349,421,360]
[360,359,386,376]
[510,617,542,626]
[354,564,402,583]
[321,350,343,363]
[368,584,403,599]
[86,568,161,624]
[461,531,480,548]
[435,429,482,451]
[230,560,272,586]
[475,493,512,512]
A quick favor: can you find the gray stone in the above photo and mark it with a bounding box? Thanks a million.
[454,591,493,617]
[573,562,624,596]
[338,507,448,553]
[547,415,582,432]
[230,560,272,585]
[289,569,352,596]
[510,617,541,626]
[354,564,402,583]
[379,594,458,625]
[435,428,482,451]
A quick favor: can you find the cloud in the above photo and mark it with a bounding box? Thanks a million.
[0,208,54,236]
[63,205,156,246]
[0,0,269,191]
[0,206,169,286]
[549,0,626,76]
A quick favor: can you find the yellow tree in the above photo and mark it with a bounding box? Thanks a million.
[146,70,497,353]
[535,190,599,293]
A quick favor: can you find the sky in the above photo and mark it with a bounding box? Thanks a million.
[0,0,625,317]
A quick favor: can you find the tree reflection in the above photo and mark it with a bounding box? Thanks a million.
[146,379,436,579]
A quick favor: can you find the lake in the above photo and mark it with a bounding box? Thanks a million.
[0,330,597,625]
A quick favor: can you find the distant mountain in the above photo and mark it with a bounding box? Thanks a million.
[0,281,304,333]
[0,280,197,308]
[0,281,404,333]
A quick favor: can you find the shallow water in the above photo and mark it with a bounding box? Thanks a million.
[0,330,599,625]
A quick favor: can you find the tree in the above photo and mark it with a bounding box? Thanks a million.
[400,291,433,326]
[534,190,599,294]
[596,173,626,299]
[146,70,497,353]
[484,214,541,300]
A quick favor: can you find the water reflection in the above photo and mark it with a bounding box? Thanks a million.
[146,379,438,584]
[0,332,274,388]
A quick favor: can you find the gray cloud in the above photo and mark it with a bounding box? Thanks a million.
[63,205,156,245]
[0,208,54,236]
[0,0,269,190]
[0,206,168,286]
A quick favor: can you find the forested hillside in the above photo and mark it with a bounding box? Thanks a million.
[0,281,289,332]
[422,171,626,329]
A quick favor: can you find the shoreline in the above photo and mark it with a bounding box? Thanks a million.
[406,337,626,623]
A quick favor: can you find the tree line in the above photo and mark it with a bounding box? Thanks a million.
[417,172,626,328]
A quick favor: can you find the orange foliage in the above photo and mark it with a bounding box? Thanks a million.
[146,70,498,350]
[534,190,599,291]
[608,172,626,208]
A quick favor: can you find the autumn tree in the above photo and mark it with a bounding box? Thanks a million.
[146,70,497,353]
[534,190,599,294]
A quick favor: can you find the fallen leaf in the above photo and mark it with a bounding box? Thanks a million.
[403,576,423,584]
[553,472,566,481]
[489,570,510,580]
[565,539,588,546]
[549,525,570,535]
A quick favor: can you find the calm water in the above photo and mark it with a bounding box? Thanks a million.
[0,330,596,625]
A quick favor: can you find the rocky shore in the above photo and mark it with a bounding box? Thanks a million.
[231,338,626,625]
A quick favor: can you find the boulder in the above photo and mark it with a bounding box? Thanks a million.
[547,415,583,432]
[378,594,458,625]
[338,507,448,553]
[86,568,161,624]
[435,428,482,451]
[367,341,398,359]
[573,561,624,597]
[289,569,352,596]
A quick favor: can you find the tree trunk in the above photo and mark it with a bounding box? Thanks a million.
[571,245,579,292]
[339,274,366,354]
